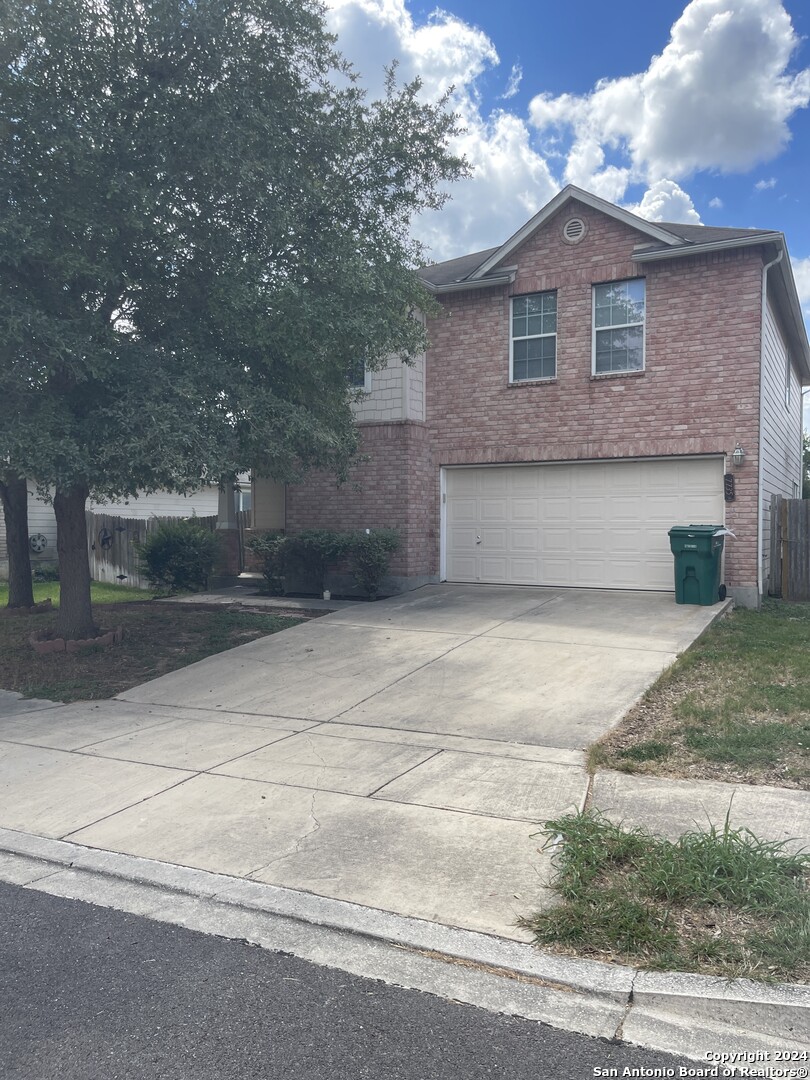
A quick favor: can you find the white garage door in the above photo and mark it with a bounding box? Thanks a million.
[444,458,725,590]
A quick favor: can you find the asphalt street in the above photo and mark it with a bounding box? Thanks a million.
[0,881,696,1080]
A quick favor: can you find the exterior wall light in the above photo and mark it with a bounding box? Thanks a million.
[732,444,745,467]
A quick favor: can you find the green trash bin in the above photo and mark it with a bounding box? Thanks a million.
[668,525,725,606]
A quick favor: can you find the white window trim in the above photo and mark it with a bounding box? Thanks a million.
[509,291,557,383]
[591,278,646,375]
[348,365,373,393]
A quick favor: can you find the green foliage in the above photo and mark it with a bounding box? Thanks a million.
[519,810,810,980]
[287,529,352,594]
[136,521,217,595]
[0,1,466,491]
[349,529,401,599]
[247,533,290,596]
[31,564,60,583]
[803,433,810,499]
[0,0,466,630]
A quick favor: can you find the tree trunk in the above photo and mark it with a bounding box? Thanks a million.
[53,484,98,639]
[0,473,35,608]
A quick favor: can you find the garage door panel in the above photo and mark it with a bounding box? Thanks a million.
[446,528,479,554]
[544,498,573,522]
[541,527,572,553]
[574,529,608,554]
[480,499,508,521]
[449,499,478,523]
[573,560,606,586]
[509,559,541,584]
[445,458,724,590]
[479,557,508,581]
[448,555,477,579]
[610,529,644,555]
[510,529,540,553]
[511,499,540,521]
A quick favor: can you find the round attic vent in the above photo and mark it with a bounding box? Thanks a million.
[562,217,587,244]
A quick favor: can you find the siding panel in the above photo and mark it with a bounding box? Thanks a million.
[760,296,803,594]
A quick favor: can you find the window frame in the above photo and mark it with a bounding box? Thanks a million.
[347,361,372,393]
[509,290,558,384]
[591,278,646,376]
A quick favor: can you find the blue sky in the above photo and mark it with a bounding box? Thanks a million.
[324,0,810,316]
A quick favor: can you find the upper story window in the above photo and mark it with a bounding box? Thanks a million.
[510,291,557,382]
[347,359,372,392]
[593,279,645,374]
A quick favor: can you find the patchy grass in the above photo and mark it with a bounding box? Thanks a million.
[590,600,810,789]
[0,581,149,607]
[518,810,810,982]
[0,597,307,702]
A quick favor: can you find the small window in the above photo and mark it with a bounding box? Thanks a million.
[347,360,372,392]
[510,291,557,382]
[593,279,645,374]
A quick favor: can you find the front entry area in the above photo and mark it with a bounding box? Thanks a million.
[443,457,725,590]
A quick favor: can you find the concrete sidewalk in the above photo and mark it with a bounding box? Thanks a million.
[1,585,808,1056]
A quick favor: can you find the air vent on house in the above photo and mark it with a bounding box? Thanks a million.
[562,217,586,243]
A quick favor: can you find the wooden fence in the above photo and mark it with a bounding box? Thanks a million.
[769,495,810,600]
[86,512,218,590]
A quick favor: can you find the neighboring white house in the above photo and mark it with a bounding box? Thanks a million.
[0,478,251,577]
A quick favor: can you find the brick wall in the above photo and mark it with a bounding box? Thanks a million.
[423,200,764,591]
[285,421,431,579]
[285,198,767,595]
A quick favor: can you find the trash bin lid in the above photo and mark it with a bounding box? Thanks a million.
[668,524,723,536]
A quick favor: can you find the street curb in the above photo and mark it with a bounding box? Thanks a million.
[1,828,808,1059]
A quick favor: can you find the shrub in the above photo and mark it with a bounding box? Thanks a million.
[247,533,289,596]
[286,529,351,593]
[348,529,400,599]
[136,520,218,594]
[32,563,60,582]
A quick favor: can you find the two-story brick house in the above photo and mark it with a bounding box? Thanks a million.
[254,186,809,607]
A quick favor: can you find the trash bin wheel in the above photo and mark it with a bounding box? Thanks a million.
[718,584,727,601]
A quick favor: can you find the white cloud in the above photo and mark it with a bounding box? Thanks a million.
[626,180,702,224]
[530,0,810,192]
[709,197,724,208]
[792,257,810,317]
[501,63,522,101]
[323,1,809,261]
[324,0,557,258]
[325,0,496,102]
[755,177,778,190]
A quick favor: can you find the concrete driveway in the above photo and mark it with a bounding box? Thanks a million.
[0,585,732,938]
[122,584,719,748]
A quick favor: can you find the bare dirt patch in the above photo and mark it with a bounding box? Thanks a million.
[0,600,312,703]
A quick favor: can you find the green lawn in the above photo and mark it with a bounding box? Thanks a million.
[0,581,150,606]
[591,600,810,789]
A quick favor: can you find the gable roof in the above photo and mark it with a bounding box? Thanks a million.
[417,184,810,380]
[418,186,780,289]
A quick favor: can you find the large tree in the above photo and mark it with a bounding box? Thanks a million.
[0,0,465,638]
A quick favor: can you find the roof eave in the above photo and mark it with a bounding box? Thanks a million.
[428,269,517,294]
[633,232,783,261]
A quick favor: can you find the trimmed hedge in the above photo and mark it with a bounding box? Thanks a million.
[248,528,400,599]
